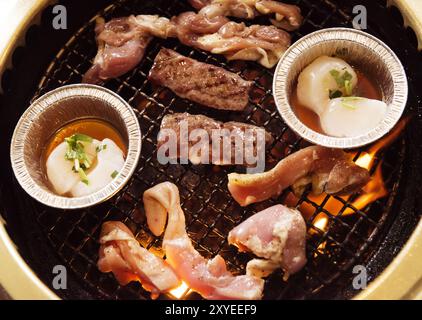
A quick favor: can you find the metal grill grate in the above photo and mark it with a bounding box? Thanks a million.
[30,0,405,299]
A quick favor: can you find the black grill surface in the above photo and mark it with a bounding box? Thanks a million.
[0,0,421,300]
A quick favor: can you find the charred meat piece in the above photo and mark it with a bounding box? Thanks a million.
[190,0,303,31]
[158,112,273,166]
[97,221,180,299]
[143,182,264,300]
[149,49,252,110]
[228,146,371,206]
[228,204,307,278]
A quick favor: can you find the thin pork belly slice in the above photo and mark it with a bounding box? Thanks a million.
[228,204,307,278]
[189,0,303,31]
[158,112,273,166]
[143,182,264,300]
[228,146,370,206]
[148,49,252,111]
[97,221,180,299]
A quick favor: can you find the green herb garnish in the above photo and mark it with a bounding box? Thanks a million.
[78,168,89,185]
[111,170,118,179]
[344,79,352,96]
[96,144,107,153]
[341,97,364,102]
[329,89,343,99]
[329,69,354,97]
[64,133,94,184]
[340,97,363,110]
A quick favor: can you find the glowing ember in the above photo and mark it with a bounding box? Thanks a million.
[169,281,190,299]
[312,214,329,232]
[355,152,373,169]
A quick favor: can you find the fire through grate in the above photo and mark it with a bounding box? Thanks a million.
[29,0,408,299]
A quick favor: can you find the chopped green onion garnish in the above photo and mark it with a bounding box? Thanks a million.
[96,144,107,153]
[72,133,93,143]
[329,89,343,99]
[329,69,340,81]
[344,80,352,96]
[83,159,91,169]
[341,102,357,110]
[78,168,89,185]
[329,69,354,97]
[340,97,361,110]
[74,159,80,171]
[111,170,118,179]
[64,133,94,184]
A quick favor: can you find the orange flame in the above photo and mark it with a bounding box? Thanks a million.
[169,281,190,299]
[285,118,409,234]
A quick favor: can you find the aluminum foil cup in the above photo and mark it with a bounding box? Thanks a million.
[10,84,141,209]
[273,28,408,148]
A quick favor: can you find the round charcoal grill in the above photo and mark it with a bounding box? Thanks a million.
[0,0,421,300]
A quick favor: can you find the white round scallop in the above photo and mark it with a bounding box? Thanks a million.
[296,55,358,116]
[320,97,388,137]
[71,139,125,197]
[46,138,125,197]
[46,140,98,196]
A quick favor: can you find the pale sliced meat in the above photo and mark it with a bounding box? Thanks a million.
[189,0,303,31]
[171,13,291,68]
[83,15,173,84]
[228,146,370,206]
[83,17,153,84]
[97,221,181,299]
[143,182,264,300]
[228,204,307,278]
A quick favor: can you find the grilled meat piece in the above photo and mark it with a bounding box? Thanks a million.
[97,221,180,299]
[158,112,273,166]
[228,146,371,206]
[171,12,291,68]
[189,0,211,10]
[84,12,290,82]
[143,182,264,300]
[83,15,173,84]
[171,10,229,38]
[149,49,252,110]
[189,0,303,31]
[228,204,307,278]
[83,17,152,84]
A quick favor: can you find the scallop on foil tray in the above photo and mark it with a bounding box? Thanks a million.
[0,0,421,301]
